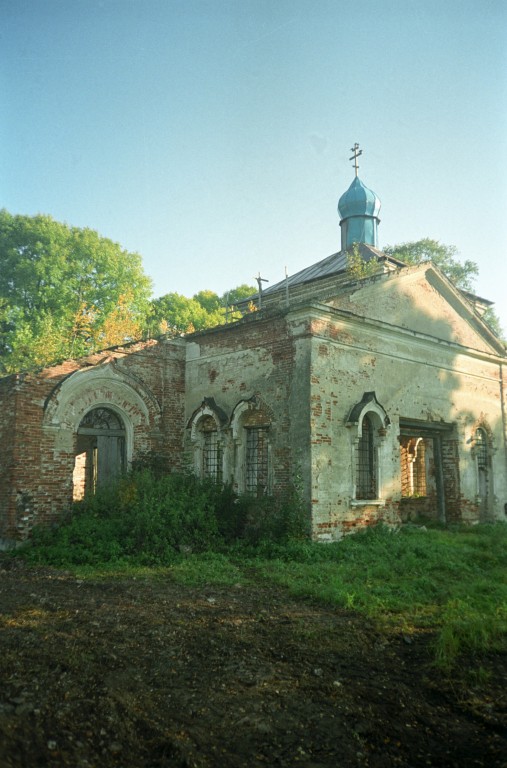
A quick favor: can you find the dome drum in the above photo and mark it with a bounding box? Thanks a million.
[340,216,379,250]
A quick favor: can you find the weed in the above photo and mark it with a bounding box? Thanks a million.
[434,598,507,671]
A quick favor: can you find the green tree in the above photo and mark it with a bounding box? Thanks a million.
[383,238,503,338]
[0,210,153,373]
[220,284,256,307]
[148,292,223,335]
[149,283,256,336]
[346,244,382,280]
[383,238,478,291]
[220,284,257,321]
[193,289,222,314]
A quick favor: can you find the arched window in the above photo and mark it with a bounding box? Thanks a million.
[474,427,490,516]
[356,414,376,500]
[347,392,390,503]
[231,398,272,496]
[73,407,126,500]
[245,425,269,495]
[188,400,227,482]
[475,428,488,473]
[199,415,223,482]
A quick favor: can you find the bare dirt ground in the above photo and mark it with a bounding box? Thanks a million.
[0,555,505,768]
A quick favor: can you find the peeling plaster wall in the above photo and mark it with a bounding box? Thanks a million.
[1,266,506,545]
[184,312,303,498]
[328,266,497,353]
[305,304,507,538]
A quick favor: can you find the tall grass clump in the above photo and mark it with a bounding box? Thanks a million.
[25,470,221,566]
[434,598,507,671]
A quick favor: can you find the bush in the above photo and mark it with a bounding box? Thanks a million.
[23,469,310,566]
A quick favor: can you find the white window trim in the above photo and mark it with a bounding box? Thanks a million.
[189,404,224,480]
[347,396,389,504]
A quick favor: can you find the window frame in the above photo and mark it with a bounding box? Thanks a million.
[346,392,389,506]
[188,403,225,482]
[230,398,272,496]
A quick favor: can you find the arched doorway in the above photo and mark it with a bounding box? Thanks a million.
[73,407,126,500]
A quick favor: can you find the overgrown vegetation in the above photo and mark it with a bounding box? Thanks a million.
[23,469,309,567]
[17,471,507,673]
[346,243,382,279]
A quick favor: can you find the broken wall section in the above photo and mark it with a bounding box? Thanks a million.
[0,338,186,545]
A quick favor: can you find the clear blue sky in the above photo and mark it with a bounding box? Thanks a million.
[2,0,506,332]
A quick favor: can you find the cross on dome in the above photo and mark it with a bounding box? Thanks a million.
[349,143,362,177]
[338,145,381,250]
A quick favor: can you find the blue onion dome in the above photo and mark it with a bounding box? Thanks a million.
[338,176,381,220]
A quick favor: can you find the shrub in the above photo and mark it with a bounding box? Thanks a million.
[23,469,310,566]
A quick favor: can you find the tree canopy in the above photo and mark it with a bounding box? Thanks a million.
[6,210,500,374]
[0,210,153,373]
[147,284,256,336]
[383,238,479,291]
[0,210,257,372]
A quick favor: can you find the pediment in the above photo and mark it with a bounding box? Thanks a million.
[327,264,505,355]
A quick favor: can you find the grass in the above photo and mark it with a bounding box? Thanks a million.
[14,473,507,673]
[21,523,507,671]
[237,525,507,670]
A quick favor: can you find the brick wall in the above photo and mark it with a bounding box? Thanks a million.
[0,375,18,541]
[185,310,299,498]
[2,271,506,545]
[0,338,186,542]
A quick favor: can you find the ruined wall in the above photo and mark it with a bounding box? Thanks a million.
[327,265,498,354]
[0,339,186,543]
[2,276,505,546]
[0,375,19,542]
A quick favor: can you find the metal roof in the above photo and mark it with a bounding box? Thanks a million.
[261,243,388,297]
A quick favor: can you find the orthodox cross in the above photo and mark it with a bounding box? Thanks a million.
[349,142,362,177]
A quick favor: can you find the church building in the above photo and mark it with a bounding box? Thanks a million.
[1,149,506,546]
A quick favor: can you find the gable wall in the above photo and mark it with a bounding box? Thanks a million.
[328,266,495,353]
[305,307,507,538]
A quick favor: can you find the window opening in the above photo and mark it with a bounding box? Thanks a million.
[475,427,490,515]
[79,408,124,432]
[356,415,376,499]
[400,436,428,497]
[200,416,222,481]
[245,427,269,496]
[475,428,488,472]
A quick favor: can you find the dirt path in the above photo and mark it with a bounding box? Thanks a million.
[0,556,505,767]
